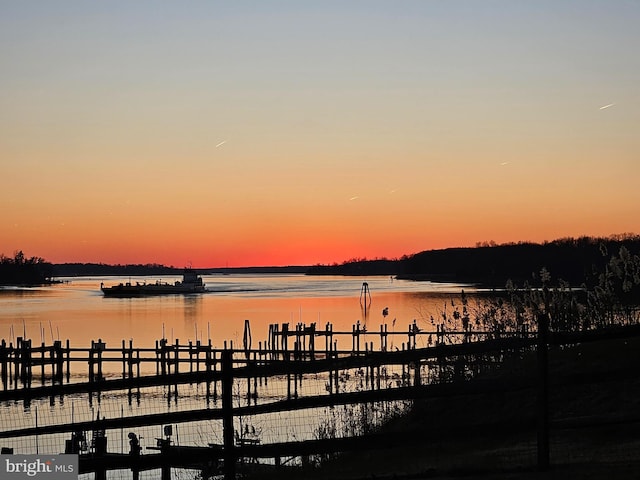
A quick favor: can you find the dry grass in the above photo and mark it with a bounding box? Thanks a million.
[254,334,640,480]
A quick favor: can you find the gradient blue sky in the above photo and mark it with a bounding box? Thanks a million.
[2,1,639,266]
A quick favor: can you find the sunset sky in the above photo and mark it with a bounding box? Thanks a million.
[2,1,639,267]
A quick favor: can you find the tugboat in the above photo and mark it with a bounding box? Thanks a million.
[100,269,206,297]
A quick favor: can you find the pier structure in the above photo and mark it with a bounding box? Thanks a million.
[0,320,535,397]
[1,319,636,479]
[0,318,552,480]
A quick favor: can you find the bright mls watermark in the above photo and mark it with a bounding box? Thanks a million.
[0,455,78,479]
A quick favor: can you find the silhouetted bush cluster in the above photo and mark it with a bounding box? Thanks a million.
[433,244,640,335]
[52,263,181,277]
[0,251,54,285]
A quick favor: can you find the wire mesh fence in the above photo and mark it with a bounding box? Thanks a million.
[2,324,640,479]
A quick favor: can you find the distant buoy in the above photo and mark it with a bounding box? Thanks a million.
[360,282,372,323]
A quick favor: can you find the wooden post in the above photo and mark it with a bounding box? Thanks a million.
[334,341,339,394]
[205,345,211,402]
[159,339,167,376]
[40,342,45,384]
[325,322,331,354]
[128,340,134,379]
[161,464,171,480]
[299,322,303,359]
[369,342,375,387]
[53,340,63,383]
[136,347,140,378]
[328,339,333,395]
[6,342,12,386]
[258,341,264,388]
[354,321,361,353]
[293,322,302,360]
[65,339,70,383]
[95,467,106,480]
[268,324,275,361]
[247,364,251,404]
[88,344,94,384]
[281,324,289,361]
[309,323,315,361]
[14,338,20,389]
[253,350,258,400]
[97,343,103,382]
[537,310,550,471]
[17,338,23,386]
[22,338,32,387]
[243,319,252,359]
[401,343,406,384]
[0,340,7,389]
[122,340,126,379]
[293,339,298,399]
[96,340,104,381]
[174,339,180,375]
[221,349,235,480]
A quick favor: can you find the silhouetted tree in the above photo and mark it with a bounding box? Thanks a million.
[0,251,54,285]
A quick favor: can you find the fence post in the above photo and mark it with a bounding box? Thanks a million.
[128,339,134,379]
[536,310,550,471]
[40,342,45,384]
[54,340,63,383]
[89,342,94,383]
[0,340,7,389]
[309,323,315,361]
[65,339,70,382]
[222,349,235,480]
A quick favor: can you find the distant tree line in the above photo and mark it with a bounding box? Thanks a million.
[52,264,309,277]
[5,234,640,288]
[306,259,400,276]
[307,234,640,288]
[0,251,54,285]
[52,263,181,277]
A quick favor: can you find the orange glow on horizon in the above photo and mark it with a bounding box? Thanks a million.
[2,3,639,268]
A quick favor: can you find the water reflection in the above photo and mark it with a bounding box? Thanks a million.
[0,276,483,460]
[0,275,475,351]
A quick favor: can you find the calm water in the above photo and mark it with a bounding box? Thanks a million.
[0,274,475,350]
[0,274,476,471]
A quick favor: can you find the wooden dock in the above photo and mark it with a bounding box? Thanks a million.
[1,318,582,480]
[1,322,640,479]
[0,320,533,396]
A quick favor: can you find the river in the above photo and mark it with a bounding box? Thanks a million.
[0,274,476,350]
[0,274,477,477]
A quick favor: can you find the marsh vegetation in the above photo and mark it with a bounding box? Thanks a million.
[291,244,640,479]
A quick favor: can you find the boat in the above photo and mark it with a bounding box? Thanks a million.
[100,269,206,297]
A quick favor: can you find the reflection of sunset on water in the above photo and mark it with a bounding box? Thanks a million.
[0,276,475,352]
